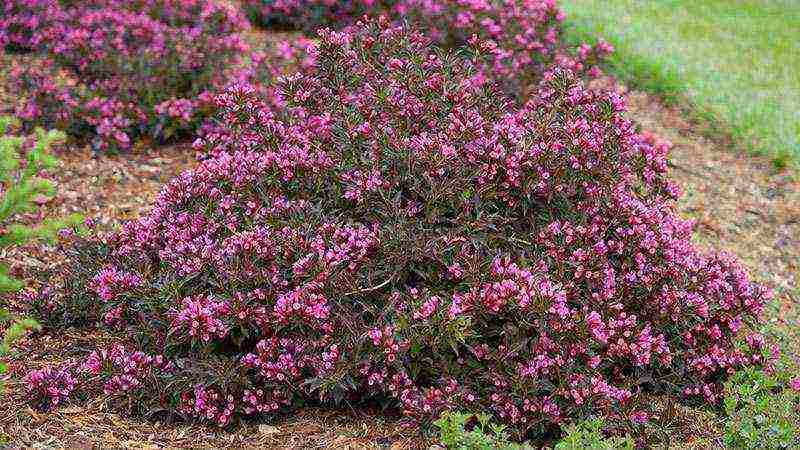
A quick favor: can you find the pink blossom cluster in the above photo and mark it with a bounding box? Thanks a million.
[171,295,231,343]
[23,366,77,410]
[82,344,174,396]
[0,0,65,50]
[27,20,770,439]
[181,385,237,426]
[90,265,142,302]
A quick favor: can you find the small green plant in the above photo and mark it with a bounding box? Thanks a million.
[555,418,634,450]
[434,411,531,450]
[434,413,636,449]
[1,116,80,395]
[722,368,799,449]
[0,309,41,393]
[0,116,82,292]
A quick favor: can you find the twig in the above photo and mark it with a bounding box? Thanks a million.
[343,276,394,297]
[667,160,707,179]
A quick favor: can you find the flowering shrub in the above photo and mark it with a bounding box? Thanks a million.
[0,0,65,51]
[5,0,607,152]
[3,0,251,152]
[243,0,612,96]
[26,21,770,440]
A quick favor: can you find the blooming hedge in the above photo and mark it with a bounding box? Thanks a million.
[3,0,251,152]
[243,0,613,96]
[24,20,770,440]
[3,0,609,153]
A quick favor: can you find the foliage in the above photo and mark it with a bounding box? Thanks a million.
[24,19,770,441]
[0,309,41,395]
[0,117,70,398]
[0,116,82,292]
[722,368,800,449]
[434,412,632,449]
[242,0,612,99]
[554,418,633,450]
[434,411,530,449]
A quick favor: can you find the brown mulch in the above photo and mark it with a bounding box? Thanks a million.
[0,71,798,446]
[1,143,197,295]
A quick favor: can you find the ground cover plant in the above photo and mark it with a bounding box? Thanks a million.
[560,0,800,169]
[17,18,777,444]
[722,367,799,448]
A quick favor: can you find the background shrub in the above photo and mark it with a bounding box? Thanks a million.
[25,19,769,441]
[243,0,612,97]
[3,0,250,152]
[3,0,609,152]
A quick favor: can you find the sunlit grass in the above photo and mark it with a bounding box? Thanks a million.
[561,0,800,168]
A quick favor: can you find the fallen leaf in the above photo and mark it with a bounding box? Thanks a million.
[258,424,279,435]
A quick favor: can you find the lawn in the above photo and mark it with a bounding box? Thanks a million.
[561,0,800,168]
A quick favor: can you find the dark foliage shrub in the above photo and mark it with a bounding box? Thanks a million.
[242,0,612,97]
[2,0,251,152]
[26,20,769,439]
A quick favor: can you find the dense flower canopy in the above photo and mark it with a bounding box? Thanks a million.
[2,0,610,152]
[244,0,612,95]
[24,20,770,439]
[2,0,252,151]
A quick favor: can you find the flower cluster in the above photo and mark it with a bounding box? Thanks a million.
[23,366,77,410]
[181,385,237,426]
[171,295,231,343]
[82,345,174,396]
[90,265,142,302]
[27,20,769,440]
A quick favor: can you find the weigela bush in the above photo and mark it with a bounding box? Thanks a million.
[25,20,770,439]
[243,0,612,96]
[3,0,251,152]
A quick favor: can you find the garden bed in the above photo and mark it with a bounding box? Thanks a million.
[2,77,796,447]
[1,1,797,448]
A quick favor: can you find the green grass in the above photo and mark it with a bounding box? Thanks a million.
[561,0,800,169]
